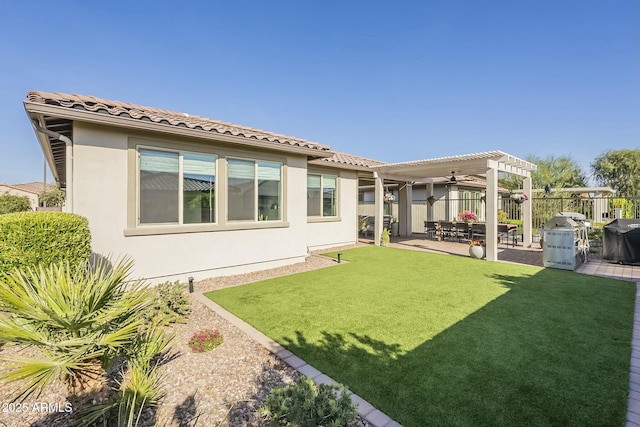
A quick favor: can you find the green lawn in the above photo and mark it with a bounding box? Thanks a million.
[206,246,635,427]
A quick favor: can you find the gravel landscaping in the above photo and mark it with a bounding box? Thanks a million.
[0,246,372,427]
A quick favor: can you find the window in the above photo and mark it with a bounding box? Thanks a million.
[228,159,282,221]
[140,149,179,224]
[183,153,216,224]
[139,148,216,225]
[307,173,338,217]
[460,190,481,217]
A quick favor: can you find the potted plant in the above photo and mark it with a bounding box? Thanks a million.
[390,217,399,237]
[510,193,529,205]
[459,210,478,224]
[358,215,369,236]
[468,239,485,259]
[380,228,390,246]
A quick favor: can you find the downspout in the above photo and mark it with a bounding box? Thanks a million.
[31,120,73,213]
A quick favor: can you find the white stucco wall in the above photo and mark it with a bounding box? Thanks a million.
[70,123,356,283]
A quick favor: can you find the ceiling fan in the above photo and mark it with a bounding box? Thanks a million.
[443,171,473,185]
[444,171,458,184]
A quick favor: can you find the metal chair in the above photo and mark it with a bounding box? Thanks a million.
[455,222,470,242]
[424,221,438,240]
[471,223,486,242]
[498,224,517,247]
[440,221,456,241]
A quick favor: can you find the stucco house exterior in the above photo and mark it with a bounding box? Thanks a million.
[24,91,536,279]
[0,182,50,210]
[24,91,383,283]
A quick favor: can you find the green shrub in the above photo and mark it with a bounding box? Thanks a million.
[588,226,604,241]
[39,187,66,207]
[0,193,30,214]
[0,211,91,275]
[260,377,357,427]
[142,280,191,326]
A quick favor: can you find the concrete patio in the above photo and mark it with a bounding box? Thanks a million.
[365,234,640,282]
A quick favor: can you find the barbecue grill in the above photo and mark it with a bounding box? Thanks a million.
[542,212,590,270]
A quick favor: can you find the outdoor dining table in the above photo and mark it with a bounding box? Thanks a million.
[432,221,518,246]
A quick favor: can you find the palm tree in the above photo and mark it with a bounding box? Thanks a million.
[0,258,152,399]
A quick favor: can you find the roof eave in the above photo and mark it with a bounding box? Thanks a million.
[24,108,63,186]
[307,158,380,172]
[23,101,334,159]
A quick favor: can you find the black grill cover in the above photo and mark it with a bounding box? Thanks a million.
[603,219,640,264]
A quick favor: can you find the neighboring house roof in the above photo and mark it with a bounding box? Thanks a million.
[140,173,213,192]
[0,182,50,195]
[309,151,387,171]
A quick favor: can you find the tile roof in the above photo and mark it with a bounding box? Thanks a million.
[26,91,331,153]
[0,182,52,194]
[312,152,386,169]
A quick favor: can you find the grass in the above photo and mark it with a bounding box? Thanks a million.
[206,246,635,427]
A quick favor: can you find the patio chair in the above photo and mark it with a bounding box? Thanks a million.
[440,221,456,241]
[363,215,392,239]
[424,221,438,240]
[498,224,517,247]
[471,223,486,241]
[455,222,470,242]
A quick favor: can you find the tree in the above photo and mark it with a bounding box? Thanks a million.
[0,259,152,398]
[39,187,66,207]
[591,149,640,197]
[0,193,31,214]
[499,154,587,191]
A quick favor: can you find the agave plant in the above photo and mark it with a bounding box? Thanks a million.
[0,258,152,399]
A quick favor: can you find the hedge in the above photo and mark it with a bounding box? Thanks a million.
[0,212,91,275]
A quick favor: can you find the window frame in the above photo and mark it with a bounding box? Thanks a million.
[226,157,283,222]
[307,171,340,222]
[137,145,218,226]
[125,137,289,236]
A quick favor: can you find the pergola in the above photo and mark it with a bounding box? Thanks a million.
[369,151,537,261]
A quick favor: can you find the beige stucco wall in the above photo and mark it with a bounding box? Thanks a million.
[70,122,356,284]
[306,169,358,251]
[0,186,38,210]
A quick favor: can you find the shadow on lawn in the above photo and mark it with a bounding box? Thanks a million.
[280,269,634,427]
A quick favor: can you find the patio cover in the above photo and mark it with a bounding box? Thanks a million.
[369,151,537,262]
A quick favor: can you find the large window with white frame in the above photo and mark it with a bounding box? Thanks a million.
[227,159,282,221]
[139,148,216,225]
[307,173,338,217]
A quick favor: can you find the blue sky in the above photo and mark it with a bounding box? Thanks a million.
[1,1,637,185]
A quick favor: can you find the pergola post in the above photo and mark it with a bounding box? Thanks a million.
[485,166,499,261]
[523,176,533,247]
[373,172,384,246]
[399,182,413,237]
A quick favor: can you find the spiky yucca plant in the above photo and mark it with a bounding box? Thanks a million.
[80,325,173,427]
[0,258,152,399]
